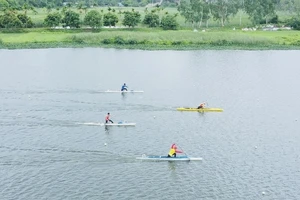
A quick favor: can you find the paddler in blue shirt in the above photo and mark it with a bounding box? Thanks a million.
[197,102,206,109]
[121,83,128,91]
[167,144,183,157]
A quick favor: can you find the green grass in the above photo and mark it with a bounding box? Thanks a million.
[1,7,300,50]
[1,28,300,50]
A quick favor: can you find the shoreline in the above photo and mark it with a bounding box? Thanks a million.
[1,42,300,50]
[1,28,300,50]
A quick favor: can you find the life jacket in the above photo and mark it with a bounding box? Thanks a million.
[168,148,176,156]
[105,115,109,120]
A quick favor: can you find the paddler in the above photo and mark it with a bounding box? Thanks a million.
[121,83,128,91]
[105,113,114,124]
[167,143,183,157]
[197,102,206,109]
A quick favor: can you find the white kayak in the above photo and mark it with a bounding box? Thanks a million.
[136,155,202,161]
[76,122,136,126]
[103,90,144,93]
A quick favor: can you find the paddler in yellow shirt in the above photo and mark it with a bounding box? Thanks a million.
[167,144,183,157]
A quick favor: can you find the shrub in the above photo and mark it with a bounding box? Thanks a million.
[143,12,160,27]
[84,10,102,29]
[44,12,62,27]
[62,10,80,28]
[114,36,125,45]
[17,13,34,28]
[161,14,178,30]
[102,38,113,44]
[71,35,84,44]
[122,10,141,28]
[103,12,118,27]
[285,17,300,30]
[127,39,138,45]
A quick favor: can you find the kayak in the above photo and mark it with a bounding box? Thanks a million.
[104,90,144,93]
[176,107,223,112]
[136,155,202,161]
[105,122,136,126]
[77,122,136,126]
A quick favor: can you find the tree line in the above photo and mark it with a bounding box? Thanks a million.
[0,7,179,29]
[178,0,300,27]
[1,0,300,30]
[0,0,176,9]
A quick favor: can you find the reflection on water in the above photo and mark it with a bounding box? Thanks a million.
[168,162,177,171]
[121,92,127,100]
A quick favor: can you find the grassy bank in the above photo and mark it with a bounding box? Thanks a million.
[1,28,300,50]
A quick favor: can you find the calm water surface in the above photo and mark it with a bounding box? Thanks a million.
[0,49,300,200]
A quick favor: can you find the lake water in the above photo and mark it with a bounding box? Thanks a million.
[0,48,300,200]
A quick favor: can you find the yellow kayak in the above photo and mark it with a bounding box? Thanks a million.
[176,107,223,112]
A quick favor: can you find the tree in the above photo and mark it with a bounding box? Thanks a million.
[46,5,52,14]
[0,12,22,28]
[209,0,240,27]
[103,12,119,26]
[161,13,178,30]
[122,10,141,27]
[143,11,160,27]
[62,10,80,28]
[178,0,210,28]
[84,10,102,28]
[17,13,34,27]
[22,3,30,15]
[77,2,83,14]
[44,12,62,27]
[244,0,277,25]
[0,0,9,10]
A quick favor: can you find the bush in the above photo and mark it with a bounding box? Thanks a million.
[103,12,118,27]
[71,35,84,44]
[114,36,125,45]
[143,12,160,27]
[122,10,141,28]
[285,17,300,30]
[102,38,113,44]
[0,12,22,28]
[161,14,178,30]
[84,10,102,29]
[127,39,138,45]
[17,14,34,28]
[44,12,62,27]
[62,10,80,28]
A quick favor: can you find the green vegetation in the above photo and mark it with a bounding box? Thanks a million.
[1,0,300,50]
[122,9,141,27]
[103,12,118,26]
[84,10,102,28]
[161,14,178,30]
[1,28,300,50]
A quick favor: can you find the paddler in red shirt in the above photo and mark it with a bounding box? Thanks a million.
[105,113,114,124]
[167,144,183,157]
